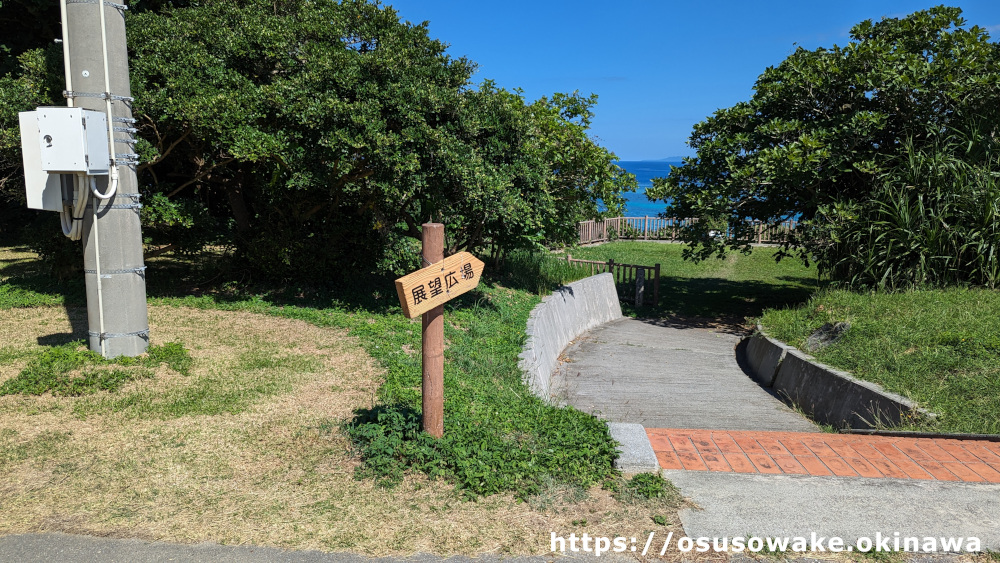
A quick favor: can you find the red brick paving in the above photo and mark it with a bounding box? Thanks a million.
[645,429,1000,483]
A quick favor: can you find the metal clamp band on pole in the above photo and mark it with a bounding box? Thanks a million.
[62,91,134,103]
[84,266,147,275]
[113,126,138,133]
[107,202,142,210]
[113,117,137,124]
[115,137,137,144]
[63,90,104,100]
[89,329,150,341]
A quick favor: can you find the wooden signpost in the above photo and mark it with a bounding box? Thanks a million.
[394,223,484,438]
[395,251,485,319]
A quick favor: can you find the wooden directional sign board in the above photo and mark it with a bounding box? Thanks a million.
[395,252,485,318]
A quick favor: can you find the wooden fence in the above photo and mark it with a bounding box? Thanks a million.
[578,217,799,245]
[565,255,659,306]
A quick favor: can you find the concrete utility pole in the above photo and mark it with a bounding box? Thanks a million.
[63,0,149,357]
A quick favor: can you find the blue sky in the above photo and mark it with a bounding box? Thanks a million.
[385,1,1000,161]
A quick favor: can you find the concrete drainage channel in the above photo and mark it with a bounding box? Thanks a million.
[517,273,658,473]
[744,328,933,429]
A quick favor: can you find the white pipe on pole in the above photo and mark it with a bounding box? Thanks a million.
[97,0,119,199]
[92,196,107,357]
[59,0,73,108]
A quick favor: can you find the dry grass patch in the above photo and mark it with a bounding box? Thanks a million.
[0,247,37,265]
[0,305,684,556]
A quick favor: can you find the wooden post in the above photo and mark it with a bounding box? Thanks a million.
[635,268,645,306]
[644,216,649,240]
[421,223,444,438]
[653,263,660,306]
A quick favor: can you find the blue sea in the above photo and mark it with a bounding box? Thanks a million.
[613,160,682,216]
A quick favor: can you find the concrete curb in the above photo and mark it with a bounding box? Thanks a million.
[745,327,931,429]
[518,273,622,399]
[607,423,660,473]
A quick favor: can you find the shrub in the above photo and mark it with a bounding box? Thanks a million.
[816,138,1000,289]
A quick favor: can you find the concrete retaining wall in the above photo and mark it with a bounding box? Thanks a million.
[745,329,929,429]
[518,273,622,400]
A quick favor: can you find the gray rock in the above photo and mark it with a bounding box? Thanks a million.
[805,321,850,352]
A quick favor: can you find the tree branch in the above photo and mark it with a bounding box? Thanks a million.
[138,127,192,172]
[166,157,236,198]
[143,243,177,260]
[300,169,375,220]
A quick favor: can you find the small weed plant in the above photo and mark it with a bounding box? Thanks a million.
[620,473,672,500]
[0,340,192,396]
[604,472,678,504]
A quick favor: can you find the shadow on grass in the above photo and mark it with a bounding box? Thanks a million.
[2,246,513,322]
[625,275,816,331]
[0,248,90,345]
[144,251,506,318]
[4,246,815,328]
[36,307,89,346]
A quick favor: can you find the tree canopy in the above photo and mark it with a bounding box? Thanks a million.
[0,0,634,279]
[649,6,1000,288]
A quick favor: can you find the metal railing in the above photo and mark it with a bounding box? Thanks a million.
[578,217,798,245]
[565,255,659,306]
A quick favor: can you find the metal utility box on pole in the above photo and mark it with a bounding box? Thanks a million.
[64,0,149,357]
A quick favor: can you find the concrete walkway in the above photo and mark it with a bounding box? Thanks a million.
[552,317,1000,552]
[550,318,818,432]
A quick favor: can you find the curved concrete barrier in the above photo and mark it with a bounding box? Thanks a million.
[518,273,622,400]
[745,328,932,429]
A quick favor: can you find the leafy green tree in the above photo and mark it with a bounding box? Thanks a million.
[0,46,64,243]
[649,6,1000,286]
[0,0,633,280]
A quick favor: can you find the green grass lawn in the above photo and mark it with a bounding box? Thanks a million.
[0,246,620,498]
[562,242,819,321]
[0,245,687,552]
[8,238,996,445]
[759,288,1000,434]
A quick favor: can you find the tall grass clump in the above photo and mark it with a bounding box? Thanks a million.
[814,134,1000,290]
[489,250,587,293]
